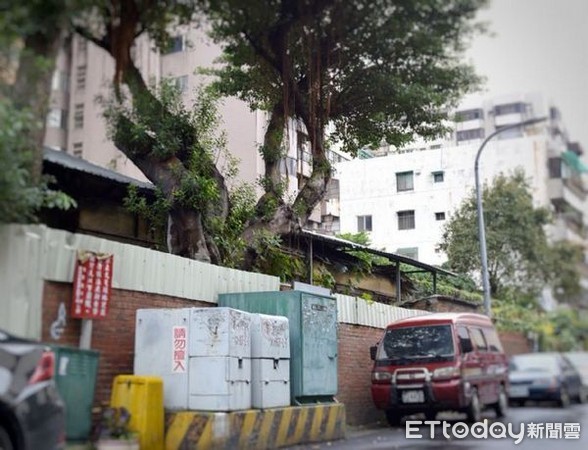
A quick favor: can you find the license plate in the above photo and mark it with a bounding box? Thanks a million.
[509,385,529,398]
[401,390,425,403]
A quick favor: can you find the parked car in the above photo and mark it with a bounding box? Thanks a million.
[369,313,509,425]
[565,351,588,395]
[0,329,65,450]
[508,352,585,407]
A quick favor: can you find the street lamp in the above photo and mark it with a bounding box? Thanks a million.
[475,116,547,317]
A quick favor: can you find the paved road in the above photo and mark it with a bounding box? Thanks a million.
[291,402,588,449]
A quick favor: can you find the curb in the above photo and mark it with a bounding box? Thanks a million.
[165,404,346,449]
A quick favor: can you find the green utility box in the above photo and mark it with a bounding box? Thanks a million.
[51,346,100,441]
[219,290,338,404]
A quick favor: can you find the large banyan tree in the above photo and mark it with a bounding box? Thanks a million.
[68,0,486,267]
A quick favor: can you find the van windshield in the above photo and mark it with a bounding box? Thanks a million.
[377,324,455,362]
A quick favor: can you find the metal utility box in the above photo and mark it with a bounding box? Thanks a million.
[250,314,290,408]
[134,307,252,411]
[219,291,338,404]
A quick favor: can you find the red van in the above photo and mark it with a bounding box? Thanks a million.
[370,313,508,425]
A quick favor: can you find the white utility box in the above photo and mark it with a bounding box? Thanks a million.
[250,314,291,408]
[134,307,252,411]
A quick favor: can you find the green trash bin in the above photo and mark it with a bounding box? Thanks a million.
[51,346,100,442]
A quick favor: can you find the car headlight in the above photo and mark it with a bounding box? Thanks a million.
[432,366,460,380]
[372,371,393,382]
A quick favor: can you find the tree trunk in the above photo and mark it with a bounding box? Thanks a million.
[112,115,219,263]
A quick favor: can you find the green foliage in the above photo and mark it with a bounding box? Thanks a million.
[439,170,578,298]
[407,269,483,304]
[249,231,306,282]
[313,265,336,290]
[337,232,371,246]
[0,99,76,223]
[106,82,219,209]
[206,0,487,155]
[542,309,588,351]
[335,232,390,268]
[211,182,257,267]
[491,288,544,333]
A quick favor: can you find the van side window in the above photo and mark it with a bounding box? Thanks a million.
[457,326,473,354]
[483,328,504,352]
[470,328,488,352]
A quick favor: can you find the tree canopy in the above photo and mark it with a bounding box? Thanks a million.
[204,0,486,248]
[3,0,488,270]
[439,170,582,300]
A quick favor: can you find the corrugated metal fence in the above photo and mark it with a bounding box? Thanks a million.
[335,294,429,329]
[0,225,280,339]
[0,225,428,339]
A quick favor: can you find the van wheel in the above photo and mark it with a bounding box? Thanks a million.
[494,385,508,418]
[0,425,13,450]
[465,389,481,423]
[385,410,402,427]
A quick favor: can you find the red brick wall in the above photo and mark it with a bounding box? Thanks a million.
[498,330,532,356]
[42,281,428,426]
[42,281,210,407]
[337,324,385,426]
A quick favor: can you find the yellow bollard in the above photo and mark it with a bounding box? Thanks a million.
[110,375,164,450]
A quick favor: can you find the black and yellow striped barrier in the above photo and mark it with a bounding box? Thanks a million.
[165,404,346,450]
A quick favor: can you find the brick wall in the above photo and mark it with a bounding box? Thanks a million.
[498,330,532,356]
[42,281,210,407]
[337,324,385,426]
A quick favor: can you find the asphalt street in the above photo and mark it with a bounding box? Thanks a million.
[290,402,588,449]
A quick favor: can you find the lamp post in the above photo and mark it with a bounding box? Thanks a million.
[475,116,547,317]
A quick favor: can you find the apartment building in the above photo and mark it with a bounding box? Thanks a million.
[336,93,587,270]
[42,28,348,229]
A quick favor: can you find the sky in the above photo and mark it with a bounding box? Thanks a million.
[465,0,588,149]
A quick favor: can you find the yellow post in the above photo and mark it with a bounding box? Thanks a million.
[110,375,165,450]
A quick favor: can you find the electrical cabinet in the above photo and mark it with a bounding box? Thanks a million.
[219,291,338,404]
[134,307,252,411]
[250,314,290,408]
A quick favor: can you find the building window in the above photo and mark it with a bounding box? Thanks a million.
[51,70,68,92]
[46,108,66,129]
[77,38,87,54]
[297,131,312,164]
[165,35,185,54]
[396,247,418,260]
[76,65,86,90]
[455,108,484,122]
[494,102,526,116]
[396,171,414,192]
[174,75,188,93]
[397,210,415,230]
[435,212,446,221]
[456,128,485,142]
[279,156,297,176]
[432,171,444,183]
[73,104,84,129]
[357,215,372,232]
[548,157,562,178]
[72,142,83,157]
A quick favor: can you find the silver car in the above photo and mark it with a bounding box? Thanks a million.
[0,329,65,450]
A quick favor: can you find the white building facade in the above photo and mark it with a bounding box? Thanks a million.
[337,93,587,269]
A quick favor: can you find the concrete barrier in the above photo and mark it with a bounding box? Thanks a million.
[165,404,346,450]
